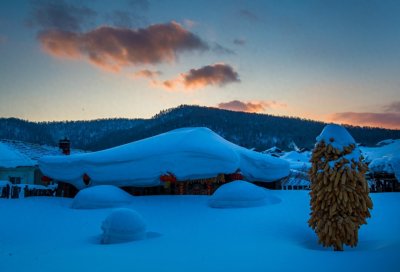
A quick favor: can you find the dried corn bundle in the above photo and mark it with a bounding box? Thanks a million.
[308,124,373,251]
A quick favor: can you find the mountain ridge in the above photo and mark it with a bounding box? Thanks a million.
[1,105,399,151]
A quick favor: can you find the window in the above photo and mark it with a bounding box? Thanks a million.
[9,177,22,184]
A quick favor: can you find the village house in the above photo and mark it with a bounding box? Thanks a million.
[0,139,84,197]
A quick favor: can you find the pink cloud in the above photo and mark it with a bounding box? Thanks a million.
[38,22,208,72]
[218,100,286,113]
[153,63,240,91]
[328,112,400,129]
[182,63,240,89]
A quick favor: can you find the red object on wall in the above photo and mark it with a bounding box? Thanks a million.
[160,172,177,183]
[82,173,91,185]
[41,175,53,183]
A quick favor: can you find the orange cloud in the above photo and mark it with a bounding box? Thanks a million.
[182,64,240,89]
[328,112,400,129]
[38,22,208,72]
[153,63,240,91]
[218,100,286,113]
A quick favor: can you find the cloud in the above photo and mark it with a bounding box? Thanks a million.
[134,69,162,79]
[233,38,246,46]
[38,22,209,72]
[238,9,259,22]
[212,43,235,55]
[27,0,97,31]
[328,112,400,129]
[154,64,240,91]
[218,100,286,113]
[383,101,400,113]
[182,64,240,89]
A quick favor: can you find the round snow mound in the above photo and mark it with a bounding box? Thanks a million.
[101,208,147,244]
[209,180,280,208]
[71,185,133,209]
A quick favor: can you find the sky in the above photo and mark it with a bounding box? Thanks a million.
[0,0,399,129]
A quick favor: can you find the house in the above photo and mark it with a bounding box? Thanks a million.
[367,156,400,192]
[39,127,290,196]
[0,139,83,191]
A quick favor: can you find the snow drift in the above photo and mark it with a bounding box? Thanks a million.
[101,208,147,244]
[39,127,289,189]
[71,185,133,209]
[209,180,280,208]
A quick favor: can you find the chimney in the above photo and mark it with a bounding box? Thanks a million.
[59,138,71,155]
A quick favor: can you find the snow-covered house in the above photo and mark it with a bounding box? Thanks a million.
[360,139,400,192]
[39,127,290,196]
[0,139,82,186]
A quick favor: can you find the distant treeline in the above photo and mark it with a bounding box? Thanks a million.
[1,105,400,151]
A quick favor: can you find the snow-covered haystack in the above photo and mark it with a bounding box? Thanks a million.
[71,185,133,209]
[308,124,373,251]
[208,180,280,208]
[101,208,147,244]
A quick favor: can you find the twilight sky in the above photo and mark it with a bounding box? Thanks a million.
[0,0,399,129]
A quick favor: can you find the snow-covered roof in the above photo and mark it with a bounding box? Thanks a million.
[281,177,310,188]
[39,127,290,189]
[360,139,400,162]
[360,139,400,181]
[369,156,400,181]
[262,146,283,155]
[280,151,311,171]
[0,139,84,168]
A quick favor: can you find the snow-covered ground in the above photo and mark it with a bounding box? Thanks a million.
[1,191,399,272]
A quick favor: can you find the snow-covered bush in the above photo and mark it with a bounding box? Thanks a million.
[101,208,147,244]
[308,124,373,251]
[208,180,280,208]
[71,185,133,209]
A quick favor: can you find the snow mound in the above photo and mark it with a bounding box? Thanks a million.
[316,124,356,150]
[71,185,133,209]
[209,180,280,208]
[39,127,289,189]
[101,208,147,244]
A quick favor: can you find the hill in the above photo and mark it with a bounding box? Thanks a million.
[1,105,400,151]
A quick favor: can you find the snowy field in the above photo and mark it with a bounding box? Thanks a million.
[1,191,399,272]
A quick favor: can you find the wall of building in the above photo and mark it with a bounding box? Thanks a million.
[0,167,36,184]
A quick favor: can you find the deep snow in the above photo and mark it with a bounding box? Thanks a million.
[0,192,399,272]
[39,127,289,189]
